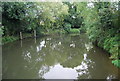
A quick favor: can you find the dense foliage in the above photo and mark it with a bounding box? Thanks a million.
[1,2,120,67]
[76,2,120,67]
[2,2,69,36]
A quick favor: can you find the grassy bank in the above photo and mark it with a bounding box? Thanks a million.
[2,28,81,45]
[2,33,32,45]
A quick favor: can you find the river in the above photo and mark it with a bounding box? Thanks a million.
[2,34,119,79]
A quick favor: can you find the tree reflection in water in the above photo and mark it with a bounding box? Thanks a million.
[2,34,118,79]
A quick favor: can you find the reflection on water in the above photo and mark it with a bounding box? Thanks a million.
[43,64,78,79]
[2,34,119,79]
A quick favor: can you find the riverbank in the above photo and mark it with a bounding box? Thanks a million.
[2,28,81,45]
[93,41,120,68]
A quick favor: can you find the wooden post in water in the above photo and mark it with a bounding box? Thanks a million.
[20,32,22,40]
[34,30,36,38]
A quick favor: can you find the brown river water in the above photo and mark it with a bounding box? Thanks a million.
[2,34,119,79]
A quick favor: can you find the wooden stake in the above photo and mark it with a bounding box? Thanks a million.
[20,32,22,40]
[34,30,36,37]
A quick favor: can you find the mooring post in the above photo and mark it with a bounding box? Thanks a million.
[20,32,22,40]
[34,30,36,37]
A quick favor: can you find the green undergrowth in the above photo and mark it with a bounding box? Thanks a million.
[2,36,18,45]
[112,60,120,68]
[69,29,80,34]
[96,33,119,68]
[46,29,66,35]
[2,33,32,45]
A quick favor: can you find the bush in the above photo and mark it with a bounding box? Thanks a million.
[2,36,18,44]
[97,33,119,60]
[112,60,120,68]
[0,25,4,45]
[63,23,71,33]
[69,29,80,34]
[77,2,120,68]
[79,27,86,33]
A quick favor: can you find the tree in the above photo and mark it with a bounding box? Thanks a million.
[76,2,120,67]
[2,2,69,35]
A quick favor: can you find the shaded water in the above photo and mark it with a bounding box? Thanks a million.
[2,34,119,79]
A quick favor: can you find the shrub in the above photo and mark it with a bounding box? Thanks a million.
[112,60,120,68]
[2,36,18,44]
[69,29,80,33]
[63,23,71,33]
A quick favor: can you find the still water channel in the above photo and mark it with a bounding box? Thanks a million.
[2,34,119,79]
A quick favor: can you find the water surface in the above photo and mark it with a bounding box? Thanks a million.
[2,34,119,79]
